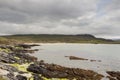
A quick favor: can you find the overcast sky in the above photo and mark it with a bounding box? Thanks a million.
[0,0,120,39]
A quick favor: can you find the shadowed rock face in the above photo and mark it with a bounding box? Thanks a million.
[107,71,120,80]
[27,61,104,80]
[16,75,27,80]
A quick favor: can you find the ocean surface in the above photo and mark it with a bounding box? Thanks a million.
[31,43,120,79]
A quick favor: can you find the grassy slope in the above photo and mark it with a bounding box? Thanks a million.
[0,37,22,44]
[1,34,120,44]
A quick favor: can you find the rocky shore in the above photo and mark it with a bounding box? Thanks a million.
[0,43,119,80]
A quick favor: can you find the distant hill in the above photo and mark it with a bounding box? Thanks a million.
[1,34,119,44]
[113,39,120,43]
[113,39,120,41]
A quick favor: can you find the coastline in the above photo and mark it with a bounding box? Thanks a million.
[27,42,120,45]
[0,43,119,80]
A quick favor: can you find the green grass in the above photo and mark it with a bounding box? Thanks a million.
[0,37,22,44]
[0,37,10,44]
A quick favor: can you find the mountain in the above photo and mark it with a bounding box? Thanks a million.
[1,34,118,44]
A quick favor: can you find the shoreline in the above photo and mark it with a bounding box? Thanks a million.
[27,43,120,45]
[0,43,119,80]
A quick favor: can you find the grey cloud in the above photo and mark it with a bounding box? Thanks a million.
[0,0,120,39]
[0,8,29,23]
[106,0,120,10]
[0,0,97,23]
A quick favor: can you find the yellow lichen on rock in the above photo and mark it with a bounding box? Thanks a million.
[0,48,11,53]
[10,63,31,72]
[14,57,20,60]
[42,77,69,80]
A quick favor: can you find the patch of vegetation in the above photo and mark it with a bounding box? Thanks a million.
[42,78,69,80]
[10,63,31,72]
[14,57,20,60]
[0,37,21,44]
[0,48,11,53]
[0,37,10,44]
[14,46,24,50]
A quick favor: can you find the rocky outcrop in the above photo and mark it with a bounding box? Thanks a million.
[107,71,120,80]
[65,56,102,62]
[0,52,37,64]
[16,44,40,49]
[90,60,101,62]
[65,56,88,60]
[0,44,40,80]
[27,61,104,80]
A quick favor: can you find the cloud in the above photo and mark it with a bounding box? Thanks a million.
[0,0,97,22]
[0,0,120,39]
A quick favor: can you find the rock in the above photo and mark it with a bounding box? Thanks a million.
[0,44,39,80]
[33,74,43,80]
[16,75,27,80]
[0,63,19,80]
[107,71,120,80]
[98,60,101,62]
[16,44,40,49]
[65,56,88,60]
[90,60,101,62]
[1,65,18,73]
[16,44,32,48]
[0,47,38,64]
[29,44,40,47]
[65,56,102,62]
[0,69,9,75]
[90,60,97,62]
[27,64,69,78]
[0,52,20,64]
[27,62,104,80]
[13,49,39,54]
[7,52,37,64]
[107,76,116,80]
[7,73,16,80]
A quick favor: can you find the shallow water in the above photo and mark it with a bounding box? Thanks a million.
[32,43,120,79]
